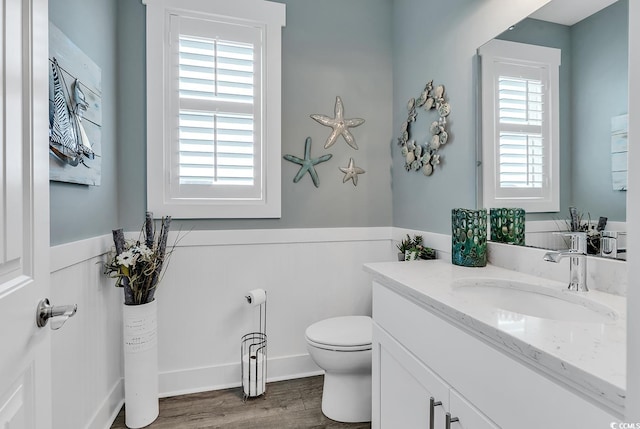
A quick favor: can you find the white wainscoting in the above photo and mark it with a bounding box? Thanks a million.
[50,235,124,429]
[50,225,628,429]
[155,227,395,397]
[49,227,397,429]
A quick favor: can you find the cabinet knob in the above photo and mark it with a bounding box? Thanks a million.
[445,412,459,429]
[429,397,442,429]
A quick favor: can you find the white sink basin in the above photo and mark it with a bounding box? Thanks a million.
[451,278,617,323]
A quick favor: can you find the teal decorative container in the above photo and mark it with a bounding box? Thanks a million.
[490,208,525,245]
[451,209,487,267]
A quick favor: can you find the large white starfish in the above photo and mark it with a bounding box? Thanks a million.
[339,158,365,186]
[310,96,365,150]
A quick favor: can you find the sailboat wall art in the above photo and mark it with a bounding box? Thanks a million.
[49,23,102,186]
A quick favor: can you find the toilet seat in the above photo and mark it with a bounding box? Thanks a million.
[306,338,371,352]
[305,316,372,352]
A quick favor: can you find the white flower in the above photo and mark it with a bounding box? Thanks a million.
[137,244,153,258]
[117,250,135,268]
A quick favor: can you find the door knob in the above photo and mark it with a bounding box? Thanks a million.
[36,298,77,330]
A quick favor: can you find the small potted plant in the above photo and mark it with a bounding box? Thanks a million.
[397,234,436,261]
[396,235,412,261]
[411,235,437,260]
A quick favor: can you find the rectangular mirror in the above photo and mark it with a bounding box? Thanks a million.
[476,0,628,258]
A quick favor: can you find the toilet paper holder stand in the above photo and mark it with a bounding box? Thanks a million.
[241,290,267,402]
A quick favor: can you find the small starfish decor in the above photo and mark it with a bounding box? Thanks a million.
[284,137,333,188]
[339,158,365,186]
[310,96,365,150]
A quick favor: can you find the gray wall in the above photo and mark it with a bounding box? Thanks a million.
[115,0,393,233]
[51,0,551,242]
[49,0,118,245]
[571,0,628,222]
[51,0,393,244]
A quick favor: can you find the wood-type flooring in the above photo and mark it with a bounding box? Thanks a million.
[111,375,371,429]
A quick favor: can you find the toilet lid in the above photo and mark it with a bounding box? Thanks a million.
[305,316,372,348]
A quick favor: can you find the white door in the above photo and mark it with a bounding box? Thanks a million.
[0,0,51,428]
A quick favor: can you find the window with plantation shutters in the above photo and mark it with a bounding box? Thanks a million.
[497,76,544,189]
[479,39,560,213]
[145,0,285,219]
[175,25,258,190]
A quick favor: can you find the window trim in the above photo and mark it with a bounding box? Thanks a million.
[144,0,285,219]
[478,39,561,213]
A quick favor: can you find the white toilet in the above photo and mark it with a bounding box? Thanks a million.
[305,315,372,423]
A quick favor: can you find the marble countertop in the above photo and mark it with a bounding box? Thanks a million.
[364,259,626,411]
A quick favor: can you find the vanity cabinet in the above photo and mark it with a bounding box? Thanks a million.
[375,323,448,428]
[372,281,619,429]
[374,323,497,429]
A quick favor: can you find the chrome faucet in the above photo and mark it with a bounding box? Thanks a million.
[543,232,588,292]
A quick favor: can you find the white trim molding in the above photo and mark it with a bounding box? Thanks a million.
[479,39,561,213]
[159,354,322,398]
[144,0,286,219]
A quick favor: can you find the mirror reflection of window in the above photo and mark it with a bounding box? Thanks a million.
[498,76,544,189]
[478,39,561,212]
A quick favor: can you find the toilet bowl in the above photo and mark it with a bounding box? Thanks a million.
[305,315,372,423]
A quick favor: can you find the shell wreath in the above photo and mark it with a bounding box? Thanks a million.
[397,80,451,176]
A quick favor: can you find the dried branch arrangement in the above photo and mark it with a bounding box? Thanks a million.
[105,212,173,305]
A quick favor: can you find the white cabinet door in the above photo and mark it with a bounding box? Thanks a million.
[0,0,51,427]
[449,389,499,429]
[373,324,449,429]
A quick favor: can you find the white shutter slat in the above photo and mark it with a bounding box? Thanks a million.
[498,76,543,126]
[499,131,544,189]
[178,111,254,186]
[498,74,545,189]
[179,36,254,103]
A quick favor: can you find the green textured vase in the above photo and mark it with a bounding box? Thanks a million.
[451,208,487,267]
[490,208,525,245]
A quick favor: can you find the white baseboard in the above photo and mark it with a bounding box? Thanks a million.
[159,354,321,398]
[91,379,123,429]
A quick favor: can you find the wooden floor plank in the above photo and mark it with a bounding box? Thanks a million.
[110,376,371,429]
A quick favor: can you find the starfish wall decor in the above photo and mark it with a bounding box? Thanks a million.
[339,158,365,186]
[283,137,333,188]
[310,96,365,150]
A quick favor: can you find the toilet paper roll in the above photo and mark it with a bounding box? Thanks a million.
[243,378,265,397]
[242,351,266,396]
[245,288,266,306]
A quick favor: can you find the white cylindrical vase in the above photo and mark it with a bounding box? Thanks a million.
[123,300,159,428]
